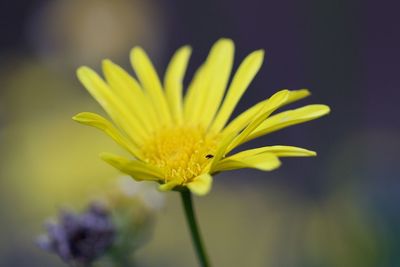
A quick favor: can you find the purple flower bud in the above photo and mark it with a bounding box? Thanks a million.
[37,203,115,265]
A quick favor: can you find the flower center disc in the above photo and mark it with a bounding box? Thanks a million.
[142,126,217,183]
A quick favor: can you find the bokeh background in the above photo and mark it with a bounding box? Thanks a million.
[0,0,399,266]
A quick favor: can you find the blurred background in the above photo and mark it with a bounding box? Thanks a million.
[0,0,399,266]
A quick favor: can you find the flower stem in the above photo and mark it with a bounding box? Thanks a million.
[180,190,211,267]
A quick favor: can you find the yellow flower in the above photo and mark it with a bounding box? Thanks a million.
[73,38,330,196]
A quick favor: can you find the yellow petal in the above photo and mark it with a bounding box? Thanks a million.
[229,145,316,159]
[187,173,213,196]
[183,64,207,122]
[210,49,264,133]
[285,88,311,104]
[198,38,235,127]
[77,67,147,143]
[72,112,141,158]
[222,89,310,135]
[226,89,290,153]
[100,153,163,181]
[210,131,238,171]
[245,104,331,142]
[130,47,172,126]
[213,153,281,172]
[101,59,158,133]
[164,46,192,125]
[184,38,234,126]
[159,180,181,192]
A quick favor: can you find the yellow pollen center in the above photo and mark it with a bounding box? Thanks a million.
[142,126,218,184]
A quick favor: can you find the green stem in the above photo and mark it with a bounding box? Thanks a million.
[109,248,136,267]
[180,190,211,267]
[111,255,135,267]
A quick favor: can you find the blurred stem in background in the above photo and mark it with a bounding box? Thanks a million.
[108,249,136,267]
[180,190,210,267]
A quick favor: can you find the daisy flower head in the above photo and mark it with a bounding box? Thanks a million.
[73,38,330,196]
